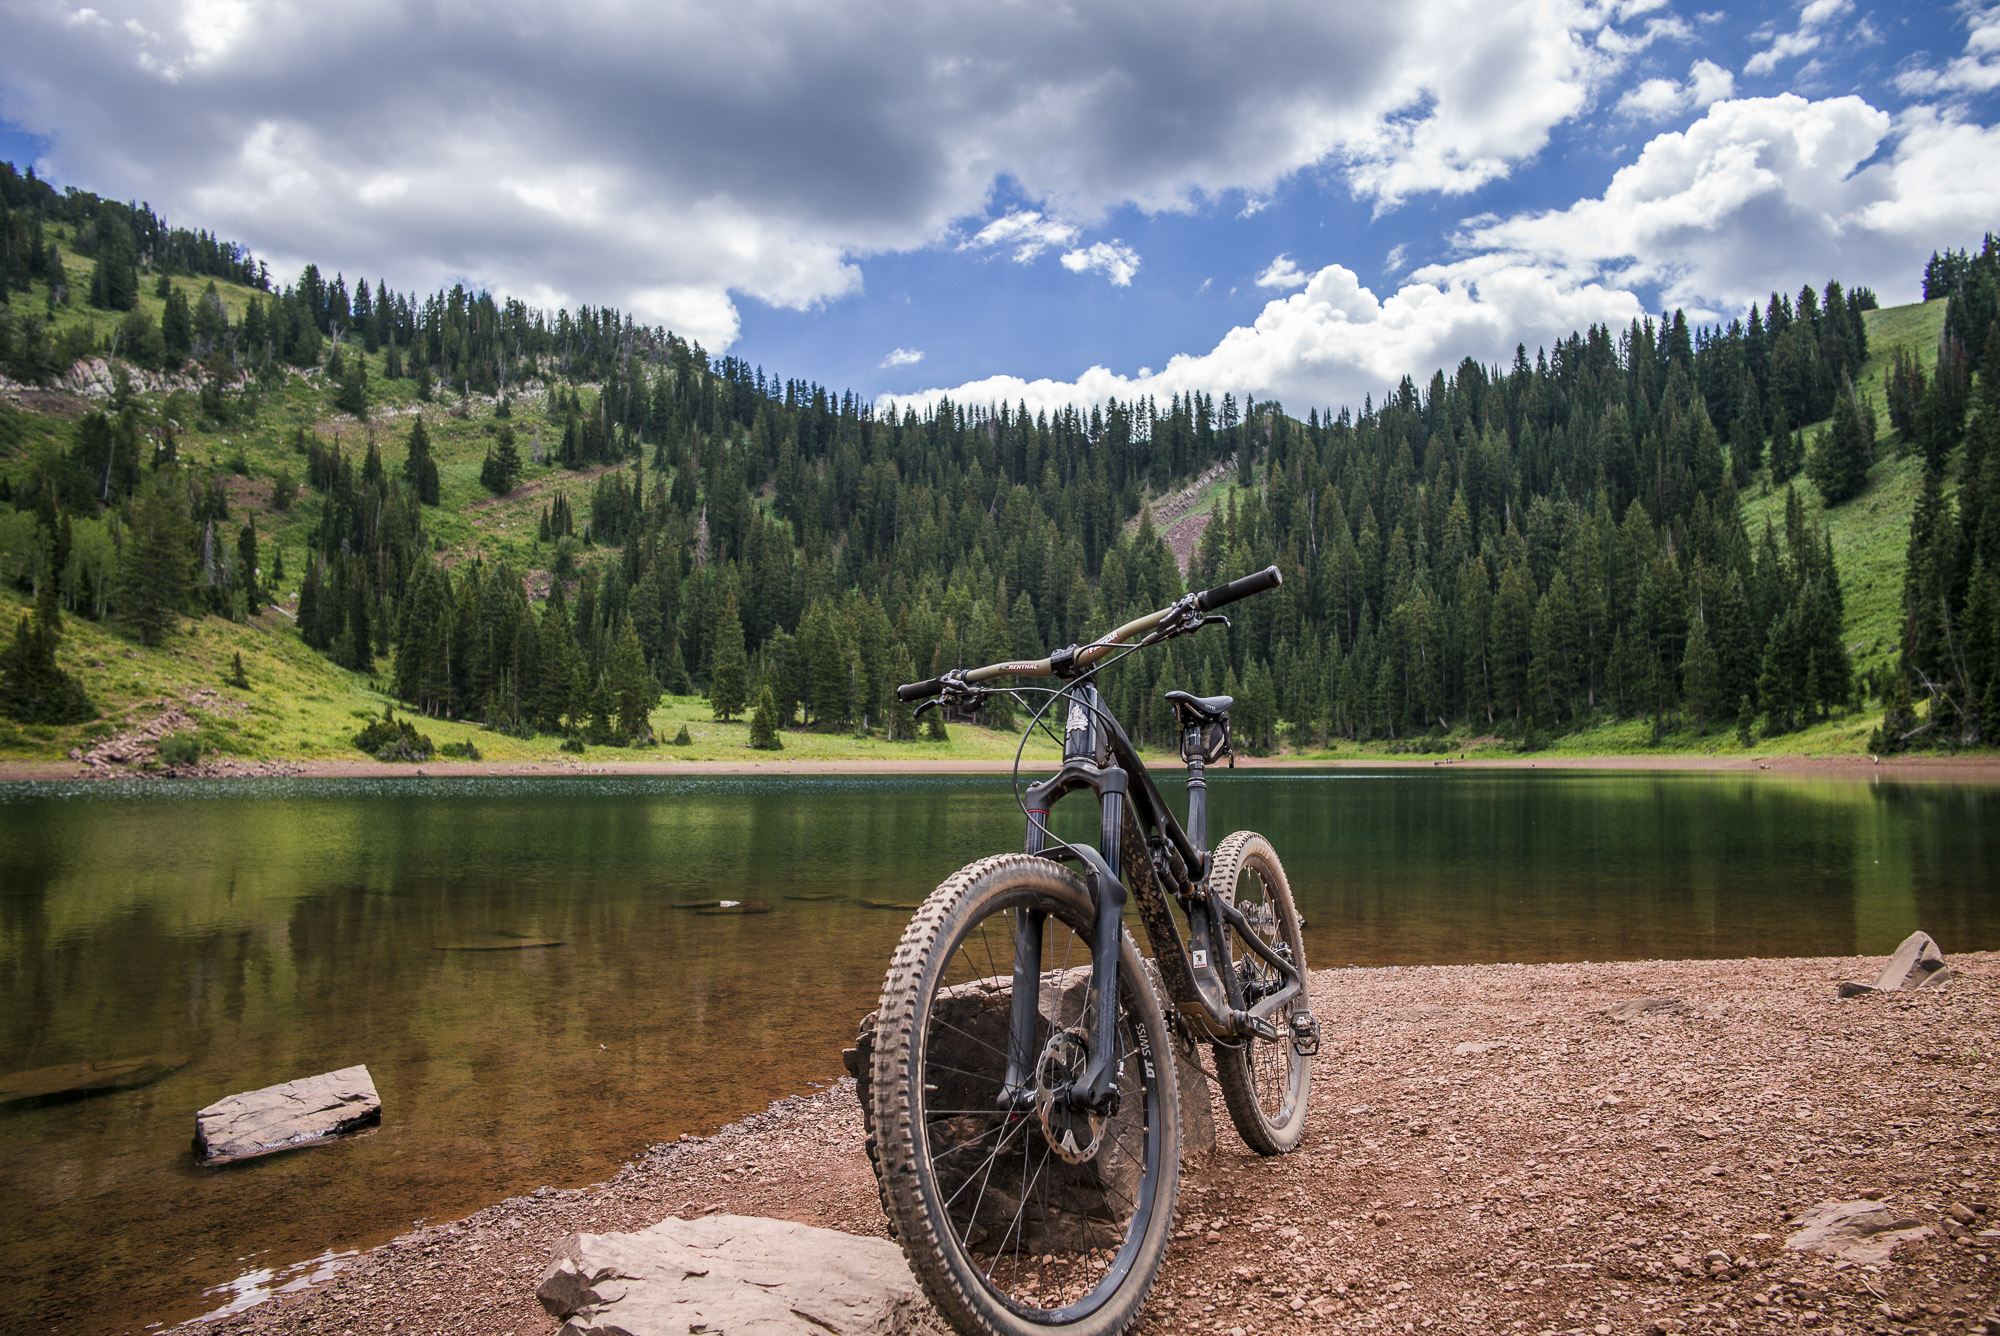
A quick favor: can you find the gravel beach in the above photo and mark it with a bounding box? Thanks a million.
[186,950,2000,1336]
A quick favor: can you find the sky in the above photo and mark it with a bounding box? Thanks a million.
[1,0,1997,417]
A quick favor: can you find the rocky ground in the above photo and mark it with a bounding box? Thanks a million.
[188,952,1998,1336]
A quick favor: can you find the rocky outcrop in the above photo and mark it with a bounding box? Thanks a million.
[194,1064,381,1165]
[1837,930,1951,997]
[1783,1198,1932,1263]
[536,1214,937,1336]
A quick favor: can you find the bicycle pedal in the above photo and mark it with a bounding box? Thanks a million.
[1290,1010,1321,1057]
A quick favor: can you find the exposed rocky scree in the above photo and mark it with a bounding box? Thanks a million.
[192,950,2000,1336]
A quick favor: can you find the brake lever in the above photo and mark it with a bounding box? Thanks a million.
[1200,613,1232,633]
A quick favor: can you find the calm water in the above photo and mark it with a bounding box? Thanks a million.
[0,770,1994,1333]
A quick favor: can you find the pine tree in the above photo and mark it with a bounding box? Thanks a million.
[1806,389,1873,504]
[533,586,582,732]
[117,471,194,646]
[334,344,369,418]
[404,415,439,504]
[609,616,659,743]
[0,584,96,723]
[885,643,917,741]
[1680,616,1721,732]
[161,286,193,366]
[708,587,747,721]
[585,672,615,744]
[749,683,784,749]
[479,424,523,495]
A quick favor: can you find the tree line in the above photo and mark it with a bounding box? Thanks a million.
[1,159,1989,755]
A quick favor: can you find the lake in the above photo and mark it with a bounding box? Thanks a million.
[1,769,1993,1332]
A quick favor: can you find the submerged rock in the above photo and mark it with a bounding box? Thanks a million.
[537,1214,934,1336]
[0,1054,187,1107]
[194,1064,381,1165]
[1837,930,1951,997]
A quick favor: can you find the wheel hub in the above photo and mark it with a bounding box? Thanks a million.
[1033,1027,1107,1164]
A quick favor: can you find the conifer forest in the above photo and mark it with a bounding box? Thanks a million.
[2,157,1996,759]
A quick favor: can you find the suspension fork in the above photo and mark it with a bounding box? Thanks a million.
[1008,758,1129,1113]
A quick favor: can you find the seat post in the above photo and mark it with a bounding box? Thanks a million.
[1185,753,1208,856]
[1179,708,1209,856]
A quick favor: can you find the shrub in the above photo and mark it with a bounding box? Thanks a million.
[439,739,482,760]
[157,732,202,767]
[353,707,434,762]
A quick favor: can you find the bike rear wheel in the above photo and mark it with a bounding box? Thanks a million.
[870,854,1180,1336]
[1208,831,1312,1154]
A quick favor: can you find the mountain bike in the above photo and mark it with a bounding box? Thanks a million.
[866,565,1318,1336]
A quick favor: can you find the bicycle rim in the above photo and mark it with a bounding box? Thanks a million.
[873,855,1177,1336]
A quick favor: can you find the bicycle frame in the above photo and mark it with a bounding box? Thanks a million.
[1001,677,1308,1112]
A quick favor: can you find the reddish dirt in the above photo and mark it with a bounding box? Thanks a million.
[191,952,2000,1336]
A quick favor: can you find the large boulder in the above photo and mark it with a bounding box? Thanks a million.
[845,963,1209,1252]
[193,1064,381,1165]
[537,1214,937,1336]
[1837,930,1951,997]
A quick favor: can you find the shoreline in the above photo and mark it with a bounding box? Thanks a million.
[182,949,2000,1336]
[5,751,2000,784]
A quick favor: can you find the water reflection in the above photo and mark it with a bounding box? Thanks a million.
[0,769,1992,1334]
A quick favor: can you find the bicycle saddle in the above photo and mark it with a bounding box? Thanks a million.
[1165,690,1232,720]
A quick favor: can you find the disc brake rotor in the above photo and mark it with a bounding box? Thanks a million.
[1033,1026,1107,1165]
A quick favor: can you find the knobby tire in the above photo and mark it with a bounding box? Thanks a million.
[870,854,1180,1336]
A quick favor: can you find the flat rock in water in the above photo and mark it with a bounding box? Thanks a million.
[0,1053,187,1106]
[194,1064,381,1165]
[537,1214,937,1336]
[1784,1199,1933,1263]
[1837,929,1951,996]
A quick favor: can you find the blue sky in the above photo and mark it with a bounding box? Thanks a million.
[2,0,1996,414]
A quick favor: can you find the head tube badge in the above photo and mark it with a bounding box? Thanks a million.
[1065,701,1088,736]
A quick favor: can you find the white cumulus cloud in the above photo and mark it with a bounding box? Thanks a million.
[1255,254,1310,289]
[1895,3,2000,97]
[963,211,1079,262]
[0,0,1688,347]
[1059,241,1141,286]
[889,92,2000,416]
[1616,58,1735,118]
[880,347,925,368]
[1744,0,1852,76]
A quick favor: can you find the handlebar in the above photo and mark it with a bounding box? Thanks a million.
[895,676,946,703]
[894,564,1282,702]
[1194,564,1283,613]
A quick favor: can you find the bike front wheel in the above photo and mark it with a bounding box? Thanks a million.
[1209,830,1312,1154]
[870,853,1180,1336]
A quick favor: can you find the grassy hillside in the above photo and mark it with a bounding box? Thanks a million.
[0,585,1056,767]
[1739,297,1948,690]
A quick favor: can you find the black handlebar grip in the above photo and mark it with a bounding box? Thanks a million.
[896,676,945,702]
[1194,564,1283,612]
